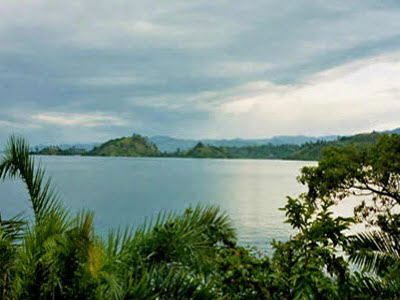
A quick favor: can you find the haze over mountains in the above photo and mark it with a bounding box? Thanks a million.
[33,134,339,152]
[149,135,339,152]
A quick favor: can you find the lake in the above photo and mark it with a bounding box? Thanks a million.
[1,156,316,252]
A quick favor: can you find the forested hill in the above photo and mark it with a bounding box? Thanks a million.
[286,131,381,160]
[85,134,161,157]
[171,131,382,160]
[282,131,381,160]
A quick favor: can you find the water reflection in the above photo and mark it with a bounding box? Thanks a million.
[1,156,319,251]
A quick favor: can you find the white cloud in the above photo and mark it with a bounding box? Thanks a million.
[209,53,400,137]
[0,120,39,129]
[32,112,127,127]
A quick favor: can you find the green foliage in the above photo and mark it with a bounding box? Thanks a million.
[214,246,272,299]
[299,134,400,231]
[284,133,400,298]
[270,194,354,299]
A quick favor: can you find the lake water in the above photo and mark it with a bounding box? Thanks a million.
[1,156,317,252]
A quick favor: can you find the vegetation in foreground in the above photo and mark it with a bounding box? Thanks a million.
[3,134,400,299]
[34,130,383,161]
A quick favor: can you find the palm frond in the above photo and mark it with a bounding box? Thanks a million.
[348,230,400,274]
[126,265,216,300]
[129,205,236,273]
[96,270,123,300]
[182,205,236,246]
[351,271,400,298]
[0,213,26,242]
[0,135,65,222]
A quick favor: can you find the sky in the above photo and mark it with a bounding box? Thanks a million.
[1,0,400,145]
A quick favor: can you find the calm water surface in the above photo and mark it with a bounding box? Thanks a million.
[1,156,317,251]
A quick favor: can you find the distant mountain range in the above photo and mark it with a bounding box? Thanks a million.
[31,135,339,153]
[149,135,339,152]
[151,127,400,152]
[33,130,387,161]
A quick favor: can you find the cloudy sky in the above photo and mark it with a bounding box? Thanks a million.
[1,0,400,145]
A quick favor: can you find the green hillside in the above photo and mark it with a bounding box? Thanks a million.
[86,134,160,157]
[176,131,385,161]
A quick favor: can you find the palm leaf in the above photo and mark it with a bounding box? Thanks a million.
[348,230,400,274]
[0,135,65,223]
[0,213,26,241]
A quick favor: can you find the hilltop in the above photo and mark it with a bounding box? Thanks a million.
[86,134,160,157]
[184,142,227,158]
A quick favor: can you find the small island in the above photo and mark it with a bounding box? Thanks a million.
[32,146,87,156]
